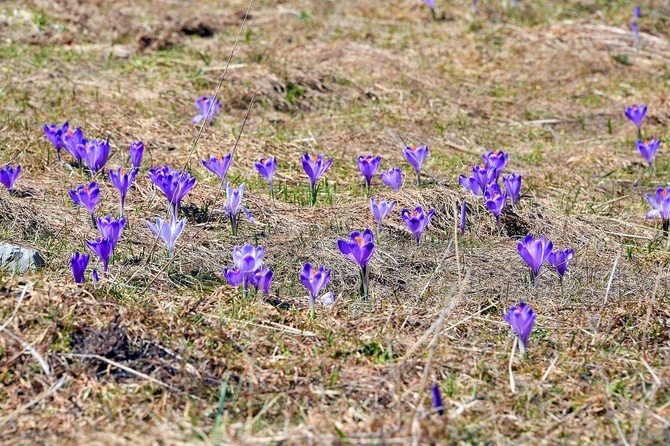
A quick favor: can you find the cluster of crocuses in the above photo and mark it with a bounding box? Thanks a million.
[626,104,670,234]
[219,145,436,311]
[459,149,521,231]
[43,120,198,280]
[517,234,574,285]
[625,103,661,173]
[43,122,111,171]
[56,128,146,282]
[494,236,573,362]
[223,227,376,314]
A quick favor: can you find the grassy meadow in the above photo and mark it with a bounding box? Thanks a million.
[1,0,670,444]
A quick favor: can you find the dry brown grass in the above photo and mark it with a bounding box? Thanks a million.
[2,0,670,444]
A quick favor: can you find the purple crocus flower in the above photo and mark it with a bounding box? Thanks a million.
[485,187,507,230]
[483,150,508,177]
[370,197,395,235]
[192,96,221,125]
[473,0,477,13]
[625,104,647,136]
[0,164,21,192]
[251,263,274,295]
[146,217,186,258]
[357,155,381,191]
[254,156,277,197]
[338,229,375,297]
[225,244,265,295]
[636,139,661,171]
[71,250,89,284]
[503,173,522,207]
[517,235,553,283]
[224,266,243,287]
[148,165,197,218]
[69,182,100,220]
[202,153,232,186]
[62,127,86,161]
[92,268,99,282]
[380,167,402,191]
[86,237,114,273]
[645,187,670,233]
[459,164,497,196]
[300,263,331,315]
[401,206,435,244]
[43,121,68,161]
[108,167,137,217]
[129,141,144,170]
[80,139,110,172]
[224,183,254,236]
[302,153,333,206]
[431,383,444,416]
[549,248,574,281]
[634,6,641,19]
[403,145,429,185]
[460,200,467,235]
[423,0,434,9]
[503,302,536,356]
[96,216,126,247]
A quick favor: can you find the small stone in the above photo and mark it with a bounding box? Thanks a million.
[0,243,45,274]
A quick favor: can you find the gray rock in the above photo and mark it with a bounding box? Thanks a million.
[0,243,45,274]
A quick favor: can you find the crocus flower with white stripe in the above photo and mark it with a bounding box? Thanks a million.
[224,183,254,236]
[636,139,660,172]
[380,167,402,191]
[370,197,395,235]
[357,155,381,191]
[403,145,429,185]
[645,187,670,233]
[146,217,186,259]
[517,235,553,283]
[401,206,435,244]
[192,96,221,125]
[300,263,331,316]
[0,164,21,192]
[43,121,68,161]
[109,167,137,217]
[503,302,535,357]
[302,153,333,206]
[255,156,277,198]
